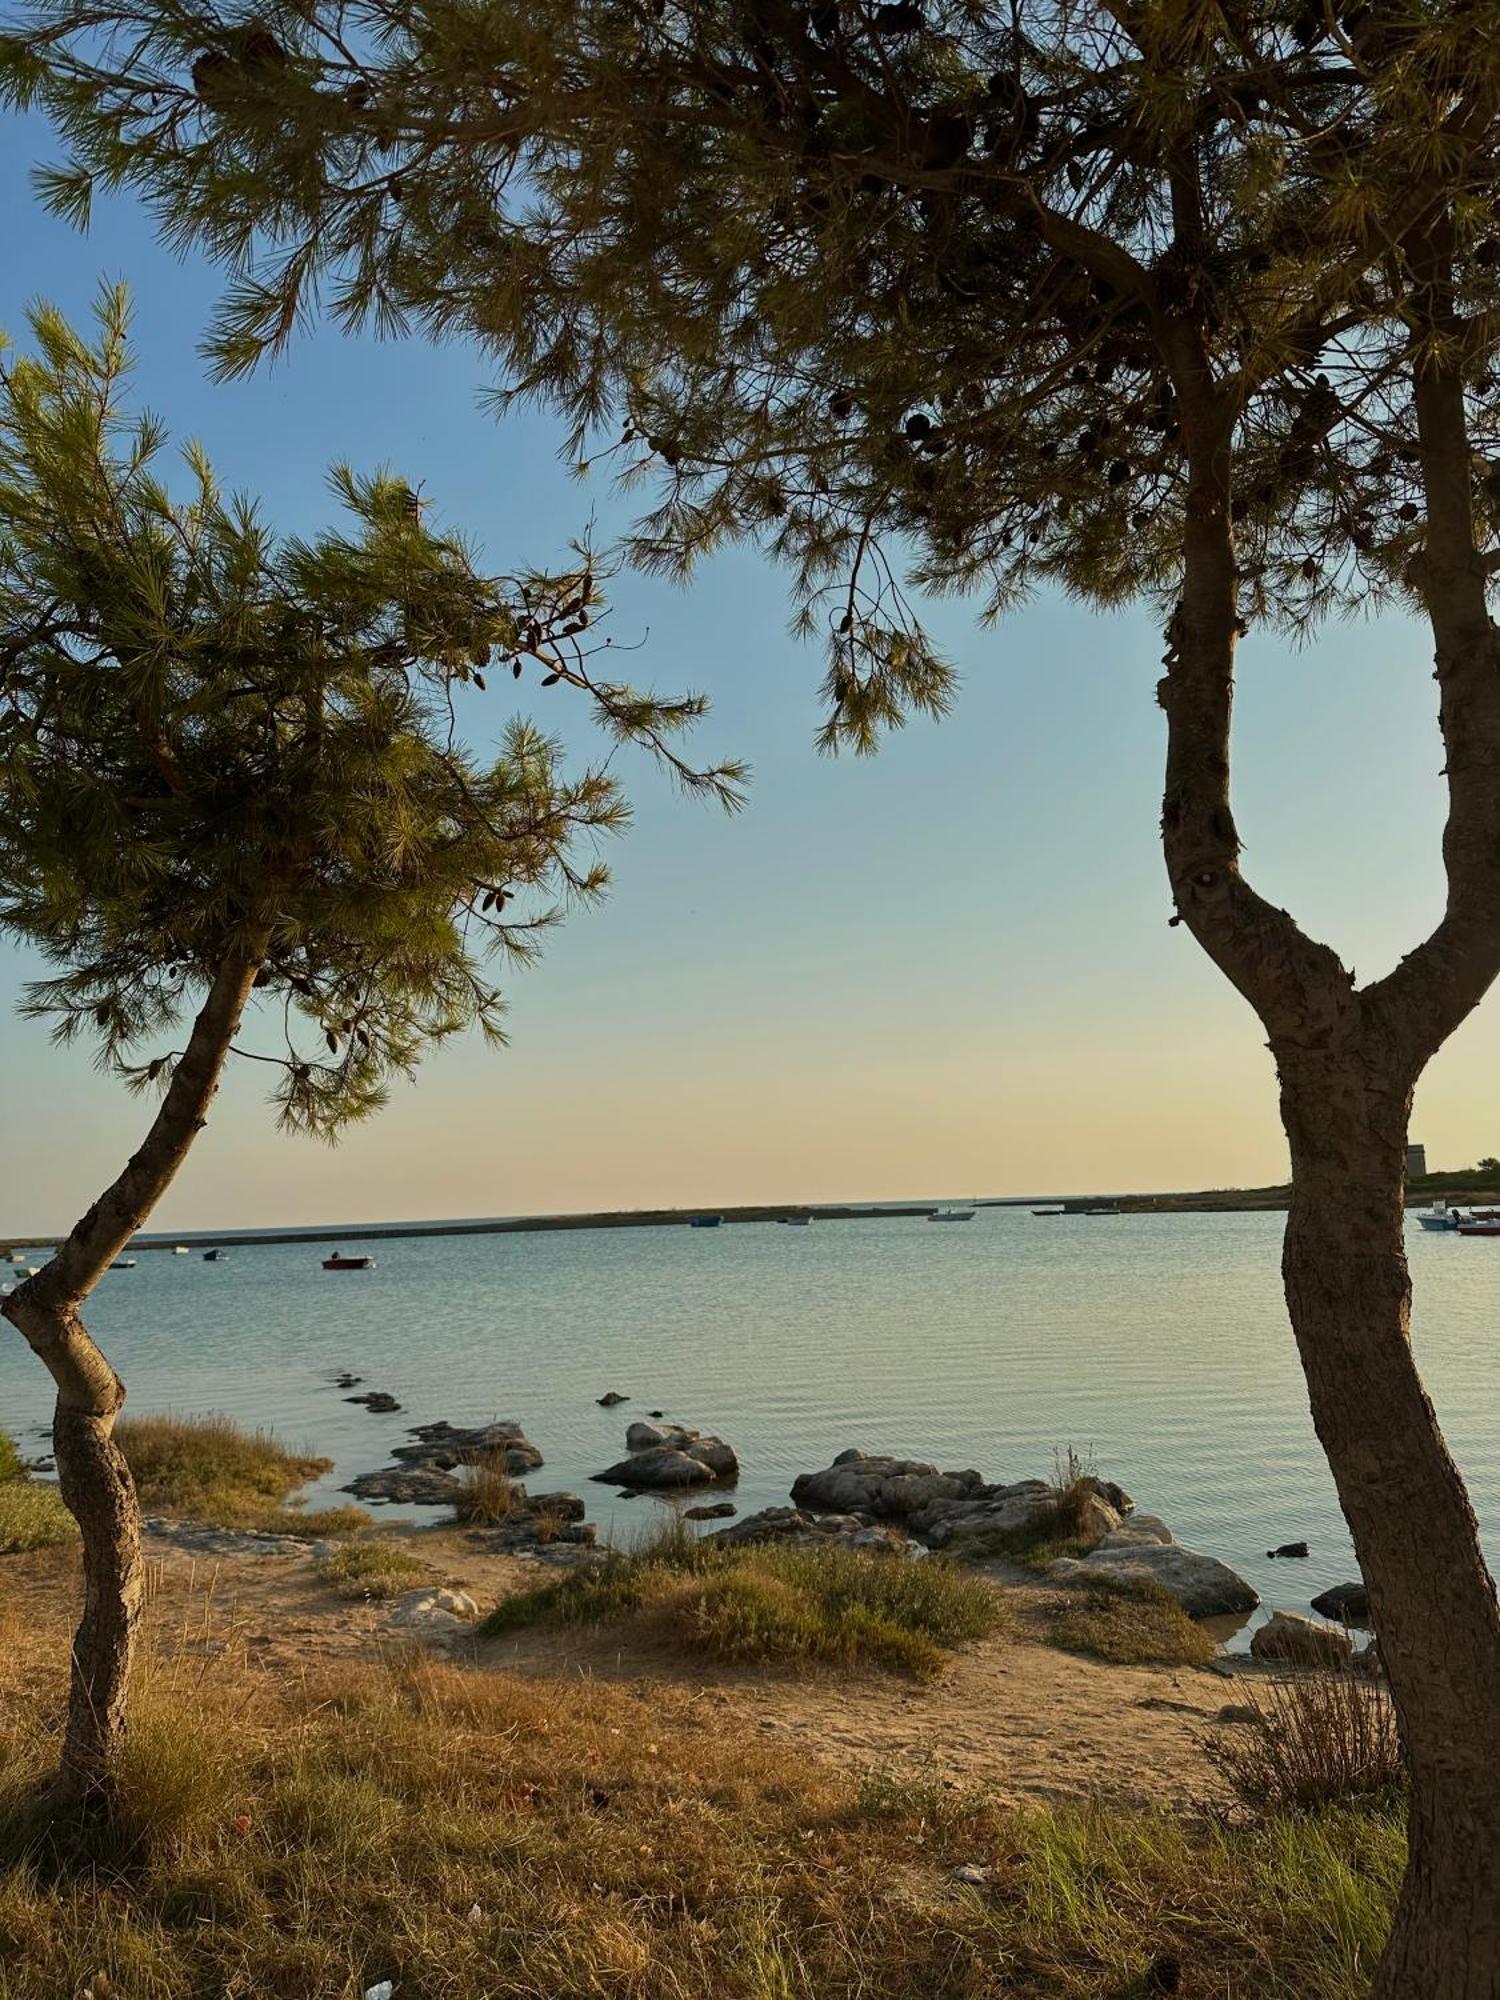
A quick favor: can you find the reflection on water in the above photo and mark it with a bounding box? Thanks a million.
[2,1207,1494,1629]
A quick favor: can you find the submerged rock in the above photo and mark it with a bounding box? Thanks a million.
[683,1501,738,1521]
[597,1391,630,1407]
[345,1465,462,1507]
[346,1391,402,1413]
[1250,1610,1354,1667]
[1048,1543,1259,1618]
[595,1423,738,1490]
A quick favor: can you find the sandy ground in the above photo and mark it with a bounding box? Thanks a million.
[2,1526,1254,1810]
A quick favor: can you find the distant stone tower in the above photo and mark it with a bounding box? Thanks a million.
[1406,1143,1427,1178]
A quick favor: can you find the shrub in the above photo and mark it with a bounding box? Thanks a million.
[315,1541,428,1601]
[450,1452,517,1526]
[484,1534,1002,1679]
[1047,1575,1216,1668]
[0,1431,23,1482]
[115,1414,338,1531]
[0,1479,76,1553]
[1205,1671,1405,1816]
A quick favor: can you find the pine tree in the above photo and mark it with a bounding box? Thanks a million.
[8,3,1500,1979]
[0,288,741,1803]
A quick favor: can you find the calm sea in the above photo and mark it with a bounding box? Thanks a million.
[3,1206,1496,1636]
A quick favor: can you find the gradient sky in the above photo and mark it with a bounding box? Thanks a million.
[0,111,1495,1232]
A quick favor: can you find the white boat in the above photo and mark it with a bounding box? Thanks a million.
[1417,1203,1463,1232]
[109,1258,137,1270]
[171,1244,190,1255]
[7,1250,28,1264]
[928,1207,976,1222]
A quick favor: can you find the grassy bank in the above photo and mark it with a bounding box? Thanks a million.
[0,1432,75,1555]
[0,1630,1403,2000]
[484,1529,1003,1678]
[116,1415,367,1538]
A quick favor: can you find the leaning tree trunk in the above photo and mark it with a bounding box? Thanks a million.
[0,942,264,1806]
[1279,1044,1500,1997]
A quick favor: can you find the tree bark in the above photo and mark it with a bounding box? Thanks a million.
[1279,1047,1500,1998]
[1,938,265,1806]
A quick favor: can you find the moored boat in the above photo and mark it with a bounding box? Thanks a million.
[928,1207,976,1222]
[1457,1218,1500,1236]
[109,1258,136,1270]
[203,1248,229,1261]
[1417,1203,1463,1231]
[688,1215,723,1229]
[171,1244,190,1255]
[323,1253,375,1270]
[778,1214,813,1226]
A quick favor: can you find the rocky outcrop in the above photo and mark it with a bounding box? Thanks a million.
[790,1450,991,1523]
[595,1423,739,1489]
[464,1491,597,1556]
[1310,1579,1370,1624]
[1094,1514,1173,1550]
[1048,1543,1259,1618]
[142,1517,332,1559]
[1250,1610,1355,1668]
[344,1466,462,1506]
[393,1420,544,1476]
[710,1506,913,1554]
[916,1481,1056,1548]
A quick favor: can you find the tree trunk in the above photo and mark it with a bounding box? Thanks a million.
[0,939,266,1806]
[1279,1048,1500,1997]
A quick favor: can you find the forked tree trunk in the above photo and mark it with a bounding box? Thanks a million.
[0,940,265,1806]
[1279,1048,1500,1997]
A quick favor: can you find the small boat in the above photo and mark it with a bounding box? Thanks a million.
[323,1253,375,1270]
[1458,1218,1500,1236]
[928,1207,976,1222]
[778,1214,813,1226]
[109,1258,136,1270]
[1417,1203,1463,1232]
[7,1250,28,1264]
[203,1248,229,1261]
[688,1215,723,1229]
[1032,1207,1066,1217]
[171,1244,190,1255]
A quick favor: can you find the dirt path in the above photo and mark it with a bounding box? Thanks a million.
[4,1529,1245,1809]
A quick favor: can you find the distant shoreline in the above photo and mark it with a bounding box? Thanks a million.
[5,1175,1488,1254]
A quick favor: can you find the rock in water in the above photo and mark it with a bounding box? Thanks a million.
[595,1423,738,1489]
[597,1391,630,1407]
[791,1450,993,1522]
[344,1466,462,1506]
[395,1419,543,1476]
[1266,1541,1310,1559]
[1250,1610,1354,1668]
[1048,1543,1259,1618]
[683,1501,737,1521]
[1310,1579,1370,1623]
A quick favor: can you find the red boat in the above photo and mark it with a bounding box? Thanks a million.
[322,1253,375,1271]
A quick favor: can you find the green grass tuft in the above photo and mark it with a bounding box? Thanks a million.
[1046,1574,1216,1668]
[0,1479,77,1553]
[483,1532,1003,1679]
[315,1540,428,1601]
[0,1432,23,1483]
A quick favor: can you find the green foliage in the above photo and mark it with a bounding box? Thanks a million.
[483,1530,1003,1677]
[0,291,740,1139]
[0,1478,76,1551]
[0,1431,22,1482]
[6,3,1498,739]
[115,1412,335,1530]
[315,1538,427,1599]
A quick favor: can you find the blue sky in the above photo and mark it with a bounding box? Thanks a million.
[0,109,1492,1230]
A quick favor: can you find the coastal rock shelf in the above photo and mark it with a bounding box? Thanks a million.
[594,1421,739,1490]
[710,1506,913,1554]
[785,1447,1260,1621]
[345,1418,545,1505]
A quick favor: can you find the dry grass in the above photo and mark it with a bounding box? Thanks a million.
[115,1414,364,1538]
[449,1451,517,1525]
[485,1525,1005,1679]
[1205,1672,1406,1817]
[1046,1574,1217,1668]
[314,1540,428,1601]
[0,1636,1404,2000]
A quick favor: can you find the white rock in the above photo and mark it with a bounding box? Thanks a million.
[386,1587,479,1630]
